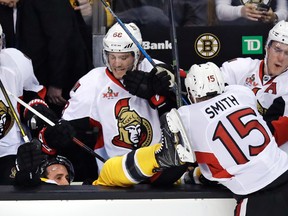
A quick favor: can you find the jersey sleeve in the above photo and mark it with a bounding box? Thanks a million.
[4,48,44,94]
[62,70,97,120]
[220,57,255,85]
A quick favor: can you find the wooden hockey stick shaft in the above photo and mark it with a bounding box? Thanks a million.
[6,89,106,163]
[0,79,30,143]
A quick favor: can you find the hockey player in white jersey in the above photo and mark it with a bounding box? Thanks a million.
[38,22,187,184]
[0,24,59,184]
[219,20,288,151]
[176,62,288,216]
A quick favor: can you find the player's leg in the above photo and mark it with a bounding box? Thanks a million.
[93,144,162,187]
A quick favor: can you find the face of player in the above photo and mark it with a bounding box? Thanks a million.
[266,41,288,77]
[46,164,70,185]
[107,52,135,79]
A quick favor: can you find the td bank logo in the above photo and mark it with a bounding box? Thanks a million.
[242,36,263,54]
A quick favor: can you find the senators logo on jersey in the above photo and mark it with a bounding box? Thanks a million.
[112,98,153,149]
[0,101,14,139]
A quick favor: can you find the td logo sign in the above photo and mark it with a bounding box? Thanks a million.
[242,36,263,54]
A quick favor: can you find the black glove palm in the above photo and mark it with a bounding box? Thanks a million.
[123,63,175,99]
[16,139,43,173]
[43,119,76,149]
[123,70,155,99]
[15,139,44,186]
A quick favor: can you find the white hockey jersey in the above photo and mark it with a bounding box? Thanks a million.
[220,57,288,149]
[220,58,288,115]
[178,85,288,195]
[62,58,162,171]
[0,48,43,157]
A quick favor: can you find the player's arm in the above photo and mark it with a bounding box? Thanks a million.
[22,90,88,154]
[123,64,179,110]
[263,96,288,146]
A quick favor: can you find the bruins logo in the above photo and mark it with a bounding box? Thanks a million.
[112,98,153,149]
[0,101,14,139]
[195,33,220,59]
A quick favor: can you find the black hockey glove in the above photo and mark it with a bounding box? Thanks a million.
[151,64,175,96]
[182,166,218,186]
[123,70,155,99]
[123,64,175,99]
[40,119,76,149]
[15,139,44,186]
[23,99,59,131]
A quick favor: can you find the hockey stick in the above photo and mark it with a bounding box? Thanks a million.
[99,0,188,105]
[0,79,30,143]
[168,0,183,108]
[6,89,106,163]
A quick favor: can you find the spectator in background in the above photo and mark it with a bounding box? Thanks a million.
[16,0,94,117]
[0,0,18,48]
[111,0,211,27]
[215,0,287,25]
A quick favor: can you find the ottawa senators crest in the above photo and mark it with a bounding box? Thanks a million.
[112,98,153,149]
[0,101,15,139]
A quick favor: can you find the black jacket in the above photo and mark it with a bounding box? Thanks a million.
[17,0,93,99]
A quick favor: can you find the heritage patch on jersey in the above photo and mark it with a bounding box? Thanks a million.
[112,98,152,149]
[103,87,119,99]
[0,100,15,139]
[245,74,258,87]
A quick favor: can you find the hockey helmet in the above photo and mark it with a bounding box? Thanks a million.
[103,22,142,71]
[39,155,75,183]
[185,62,225,103]
[266,20,288,46]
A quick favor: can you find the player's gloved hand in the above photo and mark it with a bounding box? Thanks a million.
[181,166,218,186]
[15,139,44,186]
[23,99,59,131]
[39,119,76,149]
[151,64,175,96]
[123,70,155,99]
[16,139,43,173]
[123,64,175,99]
